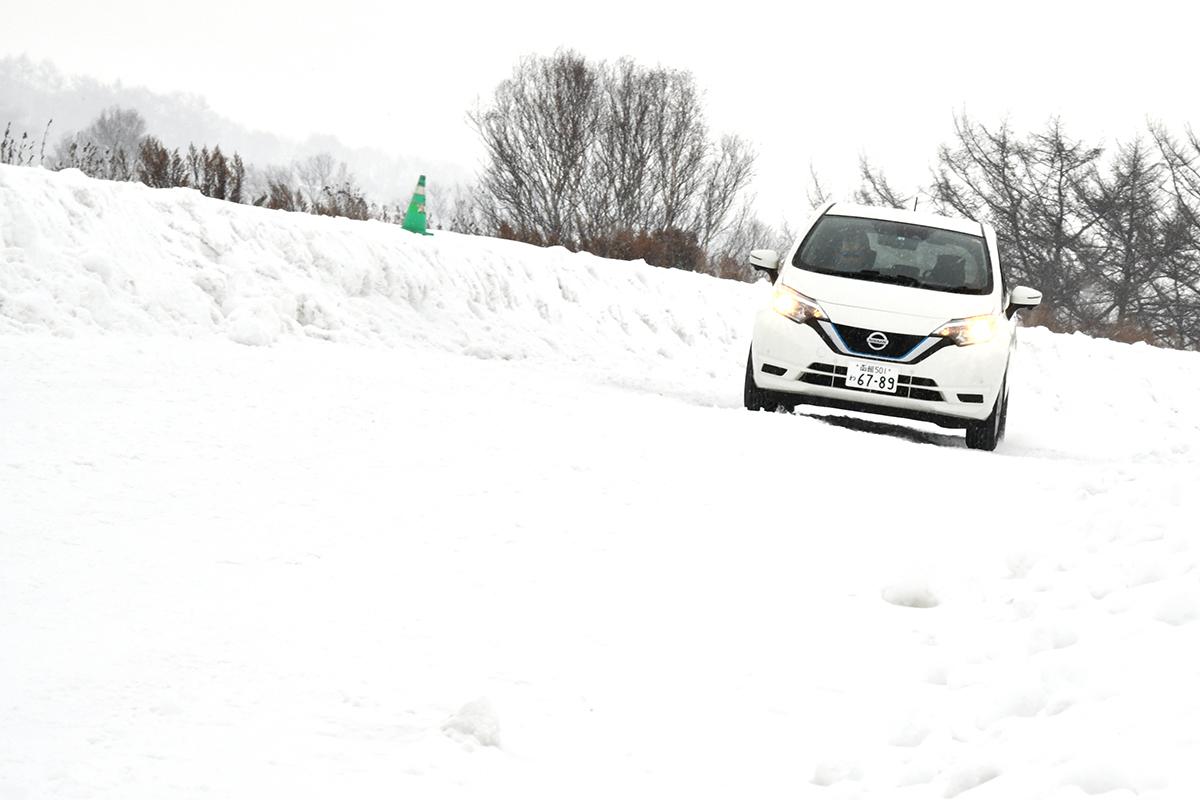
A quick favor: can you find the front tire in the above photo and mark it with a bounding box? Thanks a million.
[744,351,795,413]
[966,380,1008,451]
[744,350,769,411]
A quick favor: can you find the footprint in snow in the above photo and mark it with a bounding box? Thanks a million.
[882,580,940,609]
[441,698,501,749]
[1005,550,1039,579]
[1028,623,1079,653]
[810,759,862,786]
[888,721,931,747]
[1155,591,1199,626]
[944,765,1000,797]
[945,767,1003,796]
[1060,763,1133,796]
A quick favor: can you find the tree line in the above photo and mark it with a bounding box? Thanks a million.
[1,107,388,222]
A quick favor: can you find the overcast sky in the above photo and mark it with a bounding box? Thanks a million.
[3,0,1197,222]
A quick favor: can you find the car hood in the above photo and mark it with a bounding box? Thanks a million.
[782,265,1000,335]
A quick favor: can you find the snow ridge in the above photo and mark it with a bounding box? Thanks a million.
[0,164,759,392]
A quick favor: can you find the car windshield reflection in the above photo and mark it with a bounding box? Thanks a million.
[794,215,992,295]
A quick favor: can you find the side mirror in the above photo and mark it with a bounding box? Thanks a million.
[749,249,781,283]
[1006,285,1042,318]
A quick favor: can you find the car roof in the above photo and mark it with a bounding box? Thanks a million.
[826,202,984,237]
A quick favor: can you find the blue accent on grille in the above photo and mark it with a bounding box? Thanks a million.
[828,324,927,362]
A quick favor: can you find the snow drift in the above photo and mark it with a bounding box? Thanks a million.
[0,164,761,398]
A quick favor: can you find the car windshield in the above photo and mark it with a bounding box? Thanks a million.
[793,215,992,295]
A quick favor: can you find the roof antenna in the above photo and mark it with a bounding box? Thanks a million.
[912,195,919,212]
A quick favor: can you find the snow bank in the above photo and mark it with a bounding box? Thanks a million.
[0,164,762,396]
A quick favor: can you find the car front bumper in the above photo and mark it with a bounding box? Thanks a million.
[751,310,1010,426]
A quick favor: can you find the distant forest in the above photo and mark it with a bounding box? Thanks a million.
[4,49,1199,350]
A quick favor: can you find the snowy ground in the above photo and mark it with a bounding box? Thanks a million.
[3,166,1200,799]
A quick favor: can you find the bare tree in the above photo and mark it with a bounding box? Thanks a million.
[471,51,755,268]
[1152,122,1200,236]
[931,115,1102,328]
[426,181,485,234]
[1013,119,1104,327]
[203,146,228,199]
[692,134,756,252]
[1144,212,1200,348]
[295,153,337,210]
[932,116,1029,256]
[579,58,661,247]
[650,69,708,231]
[229,154,246,203]
[1149,124,1200,346]
[136,137,173,188]
[854,156,910,209]
[475,51,601,246]
[186,144,203,187]
[252,164,306,212]
[806,163,832,210]
[54,107,146,176]
[88,107,146,159]
[1081,139,1193,341]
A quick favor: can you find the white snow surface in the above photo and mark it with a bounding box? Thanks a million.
[3,164,1200,799]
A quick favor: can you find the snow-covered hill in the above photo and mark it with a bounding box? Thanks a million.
[3,165,1200,799]
[0,164,765,401]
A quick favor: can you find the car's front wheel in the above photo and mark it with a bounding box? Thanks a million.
[744,350,769,411]
[744,351,796,413]
[965,380,1008,451]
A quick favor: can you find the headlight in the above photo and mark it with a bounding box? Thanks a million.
[771,286,828,325]
[935,314,1002,346]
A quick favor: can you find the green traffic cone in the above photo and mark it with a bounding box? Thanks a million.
[402,175,432,236]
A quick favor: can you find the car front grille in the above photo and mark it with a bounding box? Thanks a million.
[800,362,944,402]
[828,323,927,360]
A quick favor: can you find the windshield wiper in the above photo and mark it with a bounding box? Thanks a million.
[849,270,920,288]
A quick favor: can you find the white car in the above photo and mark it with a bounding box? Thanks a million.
[745,202,1042,451]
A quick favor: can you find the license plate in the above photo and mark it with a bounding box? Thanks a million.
[844,362,899,393]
